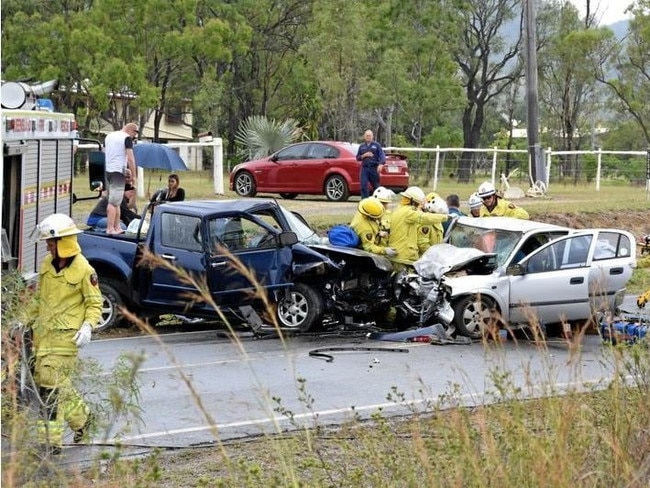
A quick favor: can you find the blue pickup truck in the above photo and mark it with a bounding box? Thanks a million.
[79,199,394,333]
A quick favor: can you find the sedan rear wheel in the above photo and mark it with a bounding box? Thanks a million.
[234,171,257,197]
[325,175,349,202]
[452,295,499,338]
[277,283,323,332]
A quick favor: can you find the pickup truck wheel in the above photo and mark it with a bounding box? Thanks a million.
[325,175,349,202]
[97,281,125,332]
[277,283,323,332]
[234,171,257,197]
[279,193,298,200]
[452,295,499,338]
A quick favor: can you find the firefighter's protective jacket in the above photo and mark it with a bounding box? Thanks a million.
[480,198,530,219]
[29,254,102,357]
[350,212,390,255]
[388,205,448,264]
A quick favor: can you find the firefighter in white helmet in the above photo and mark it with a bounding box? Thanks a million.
[21,214,102,452]
[372,186,394,246]
[477,181,529,219]
[468,192,483,217]
[350,198,397,257]
[387,186,450,267]
[418,192,448,255]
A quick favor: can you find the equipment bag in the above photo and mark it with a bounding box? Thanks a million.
[328,225,360,248]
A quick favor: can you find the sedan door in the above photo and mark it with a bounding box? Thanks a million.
[588,230,635,312]
[269,143,310,190]
[508,233,595,325]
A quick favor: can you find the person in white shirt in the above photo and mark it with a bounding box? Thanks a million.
[104,123,138,234]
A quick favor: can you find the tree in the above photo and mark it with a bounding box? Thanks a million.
[597,0,650,144]
[438,0,524,182]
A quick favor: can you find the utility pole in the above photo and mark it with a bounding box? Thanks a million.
[524,0,546,186]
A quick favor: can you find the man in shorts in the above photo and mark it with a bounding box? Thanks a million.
[104,122,138,234]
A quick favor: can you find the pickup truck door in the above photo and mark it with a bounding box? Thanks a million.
[142,212,213,310]
[204,214,294,307]
[508,233,595,325]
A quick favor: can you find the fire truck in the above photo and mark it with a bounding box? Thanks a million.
[1,80,77,281]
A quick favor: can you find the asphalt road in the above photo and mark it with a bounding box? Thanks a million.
[51,294,648,467]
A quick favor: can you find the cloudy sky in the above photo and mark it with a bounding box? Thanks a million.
[568,0,632,25]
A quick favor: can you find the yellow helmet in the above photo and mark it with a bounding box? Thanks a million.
[358,197,385,219]
[425,191,440,203]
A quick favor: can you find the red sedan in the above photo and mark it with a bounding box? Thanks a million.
[229,141,409,202]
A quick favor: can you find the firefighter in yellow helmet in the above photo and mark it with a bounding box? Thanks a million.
[418,192,448,255]
[372,186,394,246]
[637,236,650,307]
[350,198,397,257]
[477,181,529,219]
[387,186,450,267]
[23,214,102,452]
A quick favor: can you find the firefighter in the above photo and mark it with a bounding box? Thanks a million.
[372,186,395,246]
[350,198,397,257]
[387,186,450,267]
[24,214,102,452]
[468,192,483,217]
[477,181,529,219]
[418,192,448,255]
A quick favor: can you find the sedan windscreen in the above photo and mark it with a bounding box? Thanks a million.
[447,224,522,267]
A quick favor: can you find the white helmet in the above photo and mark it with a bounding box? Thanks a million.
[477,181,496,198]
[38,214,83,240]
[400,186,426,205]
[373,186,394,203]
[468,192,483,209]
[425,197,449,215]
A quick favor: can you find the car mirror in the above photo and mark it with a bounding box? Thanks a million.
[270,154,279,162]
[507,263,525,276]
[278,231,298,247]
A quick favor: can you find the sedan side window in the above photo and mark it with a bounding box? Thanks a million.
[526,235,592,273]
[594,231,631,260]
[276,144,306,161]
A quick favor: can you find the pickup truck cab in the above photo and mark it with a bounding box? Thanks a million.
[79,199,394,332]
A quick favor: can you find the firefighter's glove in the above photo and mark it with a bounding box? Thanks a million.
[424,202,436,213]
[384,247,398,258]
[73,322,93,348]
[638,295,648,309]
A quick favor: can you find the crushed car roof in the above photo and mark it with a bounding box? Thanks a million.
[454,216,570,233]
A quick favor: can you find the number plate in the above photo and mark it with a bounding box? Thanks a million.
[385,166,400,173]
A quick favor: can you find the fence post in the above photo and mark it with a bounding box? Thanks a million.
[212,139,224,194]
[433,145,440,191]
[595,147,602,191]
[646,147,650,199]
[491,146,498,185]
[645,147,650,200]
[546,147,552,189]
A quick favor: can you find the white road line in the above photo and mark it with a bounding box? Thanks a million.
[117,375,622,442]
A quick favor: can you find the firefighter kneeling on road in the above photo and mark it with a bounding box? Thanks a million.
[388,186,450,268]
[350,198,397,258]
[20,214,102,453]
[477,181,529,219]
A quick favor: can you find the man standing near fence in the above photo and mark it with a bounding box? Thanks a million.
[356,130,386,198]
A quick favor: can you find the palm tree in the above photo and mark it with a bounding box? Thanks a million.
[235,116,302,160]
